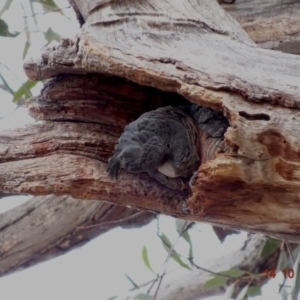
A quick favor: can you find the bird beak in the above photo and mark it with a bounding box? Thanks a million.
[158,161,178,178]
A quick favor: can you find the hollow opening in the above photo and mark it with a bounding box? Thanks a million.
[239,111,270,121]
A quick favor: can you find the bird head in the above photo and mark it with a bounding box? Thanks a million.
[158,132,200,178]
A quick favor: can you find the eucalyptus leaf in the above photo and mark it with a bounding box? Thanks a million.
[160,233,172,250]
[183,231,193,259]
[260,238,280,258]
[134,294,153,300]
[124,273,139,289]
[250,273,260,281]
[292,245,300,263]
[13,80,37,102]
[247,286,261,297]
[175,219,193,258]
[0,73,14,95]
[224,283,235,299]
[44,27,61,45]
[170,252,191,270]
[203,276,228,291]
[236,284,249,300]
[0,19,20,37]
[277,250,288,271]
[32,0,62,13]
[159,233,191,270]
[141,246,154,273]
[219,268,245,278]
[175,219,187,234]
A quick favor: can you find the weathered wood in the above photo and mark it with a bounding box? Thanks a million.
[2,0,300,243]
[1,0,300,291]
[0,194,155,277]
[24,1,300,108]
[0,72,299,242]
[224,0,300,54]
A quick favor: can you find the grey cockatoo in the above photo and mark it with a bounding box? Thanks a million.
[107,104,228,189]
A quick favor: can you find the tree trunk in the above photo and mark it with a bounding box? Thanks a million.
[0,194,155,277]
[224,0,300,54]
[1,0,300,281]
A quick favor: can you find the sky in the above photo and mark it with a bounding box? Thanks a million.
[0,1,295,299]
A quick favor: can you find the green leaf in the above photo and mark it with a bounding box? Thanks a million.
[160,233,172,250]
[224,283,235,299]
[13,80,37,102]
[184,231,193,259]
[32,0,63,15]
[277,251,289,271]
[23,38,31,59]
[250,273,260,281]
[159,233,191,270]
[134,294,153,300]
[260,238,280,258]
[236,284,249,300]
[124,273,139,289]
[141,246,154,273]
[247,286,262,297]
[175,219,193,258]
[44,27,61,45]
[292,245,300,263]
[0,73,14,95]
[0,19,8,35]
[278,244,300,271]
[203,276,228,291]
[175,219,187,234]
[0,0,13,18]
[0,19,20,37]
[219,268,245,278]
[291,251,300,300]
[106,297,117,300]
[171,252,192,270]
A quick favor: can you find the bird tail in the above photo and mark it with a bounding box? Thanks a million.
[106,155,121,179]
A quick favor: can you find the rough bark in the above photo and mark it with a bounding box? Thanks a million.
[224,0,300,54]
[0,192,20,199]
[0,194,155,277]
[3,0,299,242]
[1,0,300,282]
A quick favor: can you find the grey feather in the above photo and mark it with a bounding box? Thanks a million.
[188,104,229,138]
[107,104,229,190]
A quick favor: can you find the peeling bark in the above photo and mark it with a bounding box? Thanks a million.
[7,0,300,241]
[1,0,300,281]
[224,0,300,54]
[0,194,155,277]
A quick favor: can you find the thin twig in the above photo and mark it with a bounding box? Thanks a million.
[76,211,144,229]
[22,5,71,19]
[153,220,189,299]
[285,241,294,266]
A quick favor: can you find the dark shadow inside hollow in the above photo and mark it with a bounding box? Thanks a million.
[28,72,230,190]
[239,111,270,121]
[81,73,230,190]
[35,73,230,130]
